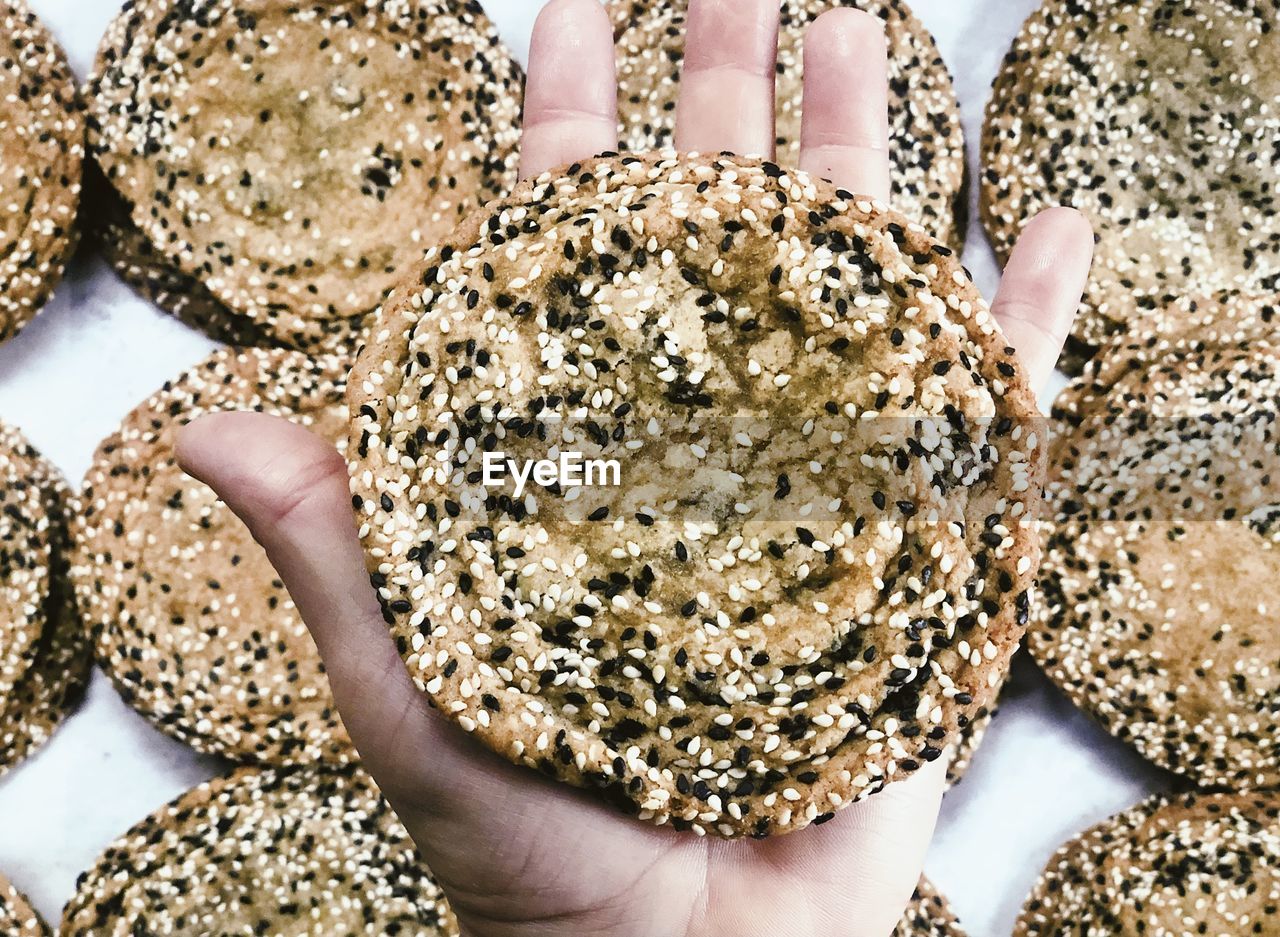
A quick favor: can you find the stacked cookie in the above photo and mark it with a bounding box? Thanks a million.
[0,0,83,345]
[986,1,1280,927]
[1034,296,1280,792]
[612,0,967,249]
[0,421,90,778]
[998,2,1280,780]
[1019,297,1280,927]
[60,5,529,931]
[87,0,524,358]
[0,13,86,910]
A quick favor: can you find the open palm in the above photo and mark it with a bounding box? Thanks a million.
[177,2,1093,935]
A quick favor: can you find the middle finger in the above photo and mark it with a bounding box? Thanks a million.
[674,0,781,157]
[798,9,892,202]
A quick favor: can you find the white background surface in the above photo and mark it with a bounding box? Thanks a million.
[0,1,1172,933]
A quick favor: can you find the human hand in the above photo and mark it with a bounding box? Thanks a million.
[177,1,1093,935]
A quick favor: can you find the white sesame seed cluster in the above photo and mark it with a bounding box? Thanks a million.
[87,0,524,356]
[1034,294,1280,792]
[61,765,459,936]
[0,419,89,780]
[71,347,355,766]
[1016,791,1280,937]
[349,152,1044,837]
[611,0,968,250]
[0,873,47,937]
[0,0,83,346]
[982,0,1280,367]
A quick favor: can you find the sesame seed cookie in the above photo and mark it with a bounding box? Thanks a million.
[61,765,457,937]
[1062,292,1280,397]
[894,877,965,937]
[1034,295,1280,789]
[0,0,83,345]
[349,152,1044,837]
[1015,791,1280,936]
[610,0,967,250]
[87,0,524,356]
[71,347,353,765]
[982,0,1280,370]
[0,873,48,937]
[0,420,89,777]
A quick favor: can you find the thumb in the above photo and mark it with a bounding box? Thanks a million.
[175,411,445,800]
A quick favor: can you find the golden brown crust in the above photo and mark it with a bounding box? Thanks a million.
[84,163,281,349]
[1016,791,1280,936]
[61,765,458,936]
[893,877,966,937]
[87,0,523,356]
[1034,294,1280,789]
[944,673,1003,789]
[0,873,49,937]
[0,585,88,779]
[0,420,88,778]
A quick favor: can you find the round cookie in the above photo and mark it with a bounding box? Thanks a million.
[1034,297,1280,789]
[350,152,1044,838]
[0,0,83,345]
[1015,791,1280,936]
[61,765,457,936]
[0,873,48,937]
[71,347,352,765]
[611,0,967,249]
[982,0,1280,368]
[87,0,524,356]
[894,877,966,937]
[0,420,88,777]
